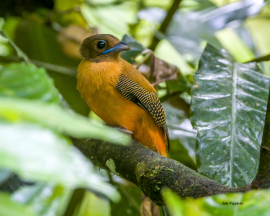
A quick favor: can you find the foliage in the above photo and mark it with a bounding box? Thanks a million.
[163,188,270,216]
[0,0,270,215]
[0,193,37,216]
[191,44,270,187]
[0,63,59,103]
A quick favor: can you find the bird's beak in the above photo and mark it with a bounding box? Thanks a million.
[99,41,131,55]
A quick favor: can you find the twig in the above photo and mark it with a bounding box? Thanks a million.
[0,31,30,63]
[136,50,153,70]
[31,60,77,76]
[0,55,77,76]
[149,0,183,51]
[63,188,85,216]
[245,53,270,63]
[261,87,270,149]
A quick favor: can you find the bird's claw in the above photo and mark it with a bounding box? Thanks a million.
[106,124,133,136]
[117,127,133,135]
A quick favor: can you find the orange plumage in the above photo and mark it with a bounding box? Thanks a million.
[77,34,169,157]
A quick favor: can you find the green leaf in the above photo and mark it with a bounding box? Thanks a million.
[13,19,89,116]
[154,39,194,75]
[77,191,111,216]
[0,123,119,202]
[163,102,197,170]
[80,2,137,39]
[0,193,37,216]
[215,28,255,63]
[0,63,60,104]
[246,17,270,59]
[166,79,191,94]
[0,30,29,63]
[13,184,72,216]
[54,0,81,10]
[111,183,141,216]
[121,34,146,64]
[162,189,184,216]
[0,97,130,144]
[191,44,270,187]
[163,189,270,216]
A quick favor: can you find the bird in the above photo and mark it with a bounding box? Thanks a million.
[77,34,170,157]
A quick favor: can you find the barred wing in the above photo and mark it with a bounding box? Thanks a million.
[116,74,170,150]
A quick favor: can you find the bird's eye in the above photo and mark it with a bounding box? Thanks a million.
[97,40,106,49]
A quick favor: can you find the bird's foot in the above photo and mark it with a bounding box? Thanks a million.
[117,127,133,135]
[106,124,133,136]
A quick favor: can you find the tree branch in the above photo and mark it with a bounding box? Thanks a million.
[252,146,270,189]
[0,55,77,76]
[251,87,270,189]
[72,139,251,206]
[261,88,270,149]
[149,0,182,51]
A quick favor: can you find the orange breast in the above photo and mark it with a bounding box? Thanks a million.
[77,59,166,156]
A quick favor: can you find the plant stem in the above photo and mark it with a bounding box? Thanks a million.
[63,188,85,216]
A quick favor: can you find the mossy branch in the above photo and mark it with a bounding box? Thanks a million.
[251,87,270,189]
[71,139,267,206]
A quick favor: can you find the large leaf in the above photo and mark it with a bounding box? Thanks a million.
[191,44,270,187]
[163,188,270,216]
[12,19,89,116]
[0,97,129,144]
[0,63,60,104]
[0,123,119,201]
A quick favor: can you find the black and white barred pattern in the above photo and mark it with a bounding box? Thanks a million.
[116,74,166,128]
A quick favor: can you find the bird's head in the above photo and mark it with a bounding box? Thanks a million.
[79,34,131,62]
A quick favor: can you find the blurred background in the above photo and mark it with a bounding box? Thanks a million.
[0,0,270,215]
